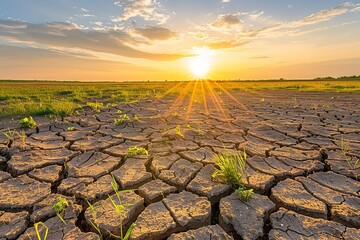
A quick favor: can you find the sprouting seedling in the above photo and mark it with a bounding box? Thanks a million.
[52,197,69,224]
[85,199,103,239]
[340,136,359,171]
[19,116,37,129]
[108,174,136,240]
[114,114,130,125]
[34,222,48,240]
[133,115,139,122]
[126,146,148,158]
[260,98,265,102]
[2,128,26,145]
[67,126,75,131]
[174,125,184,138]
[236,186,254,201]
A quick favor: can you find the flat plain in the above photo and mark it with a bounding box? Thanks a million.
[0,80,360,239]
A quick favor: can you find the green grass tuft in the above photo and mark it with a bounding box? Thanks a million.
[19,116,37,129]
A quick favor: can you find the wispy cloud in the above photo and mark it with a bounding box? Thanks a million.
[132,26,179,41]
[113,0,169,24]
[0,20,191,61]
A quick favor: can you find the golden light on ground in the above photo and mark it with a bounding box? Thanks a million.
[188,48,212,79]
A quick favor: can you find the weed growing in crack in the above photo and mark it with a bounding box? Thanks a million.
[2,128,26,145]
[340,136,359,172]
[174,125,184,138]
[33,222,48,240]
[212,150,254,201]
[133,115,139,122]
[85,199,103,239]
[67,126,75,131]
[127,146,148,158]
[19,116,37,129]
[114,114,130,125]
[108,174,136,240]
[52,197,69,224]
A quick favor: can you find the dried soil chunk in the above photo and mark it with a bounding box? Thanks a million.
[309,171,360,196]
[269,208,360,240]
[159,159,202,191]
[74,174,114,201]
[219,193,276,240]
[238,135,278,157]
[84,191,144,237]
[162,191,211,232]
[67,151,119,180]
[0,211,28,240]
[270,147,322,161]
[151,154,180,177]
[0,171,11,183]
[57,177,93,195]
[138,179,177,204]
[178,147,214,165]
[0,175,50,209]
[131,201,177,240]
[28,165,62,183]
[8,148,77,175]
[247,156,303,180]
[243,167,275,194]
[168,225,233,240]
[186,165,231,205]
[270,178,327,219]
[112,157,152,189]
[70,134,123,151]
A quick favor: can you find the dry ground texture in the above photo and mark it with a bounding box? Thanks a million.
[0,80,360,240]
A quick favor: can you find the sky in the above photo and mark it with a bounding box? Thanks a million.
[0,0,359,81]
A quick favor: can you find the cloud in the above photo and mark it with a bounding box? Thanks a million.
[207,39,246,49]
[113,0,169,24]
[132,26,179,41]
[249,11,264,20]
[0,20,191,61]
[222,0,231,2]
[211,13,243,29]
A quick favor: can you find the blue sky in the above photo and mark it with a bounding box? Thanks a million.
[0,0,359,80]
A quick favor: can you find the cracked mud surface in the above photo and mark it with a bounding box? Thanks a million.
[0,90,360,239]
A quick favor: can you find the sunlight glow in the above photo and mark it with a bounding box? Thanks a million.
[188,48,212,78]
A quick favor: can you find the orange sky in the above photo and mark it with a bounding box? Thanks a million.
[0,1,359,80]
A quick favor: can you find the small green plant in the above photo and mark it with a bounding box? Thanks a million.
[212,151,248,187]
[127,146,148,158]
[340,136,359,171]
[19,116,37,129]
[133,115,139,122]
[86,199,103,239]
[260,98,265,102]
[52,197,69,224]
[34,222,48,240]
[67,126,75,131]
[108,175,136,240]
[174,125,184,138]
[114,114,130,125]
[87,102,104,113]
[2,128,26,144]
[236,186,254,201]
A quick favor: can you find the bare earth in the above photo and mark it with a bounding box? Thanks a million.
[1,90,360,240]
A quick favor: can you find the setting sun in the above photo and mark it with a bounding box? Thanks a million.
[189,48,212,78]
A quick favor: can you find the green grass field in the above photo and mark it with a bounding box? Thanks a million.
[0,78,359,119]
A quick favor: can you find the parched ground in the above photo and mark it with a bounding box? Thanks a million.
[0,90,360,240]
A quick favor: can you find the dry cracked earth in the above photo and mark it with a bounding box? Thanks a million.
[0,90,360,240]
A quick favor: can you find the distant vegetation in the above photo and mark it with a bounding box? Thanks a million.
[0,77,359,118]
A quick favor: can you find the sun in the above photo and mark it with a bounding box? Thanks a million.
[188,48,212,78]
